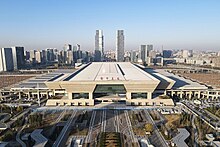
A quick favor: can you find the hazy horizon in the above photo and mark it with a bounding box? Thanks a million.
[1,0,220,52]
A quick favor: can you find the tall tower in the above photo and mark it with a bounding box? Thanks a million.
[0,48,14,71]
[140,45,147,63]
[95,30,104,61]
[11,46,25,70]
[116,30,124,62]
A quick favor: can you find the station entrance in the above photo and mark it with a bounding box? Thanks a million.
[93,84,126,104]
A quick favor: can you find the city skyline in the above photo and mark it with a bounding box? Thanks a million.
[0,0,220,51]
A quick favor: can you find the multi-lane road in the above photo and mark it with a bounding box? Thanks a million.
[53,110,77,147]
[48,108,168,147]
[84,109,139,146]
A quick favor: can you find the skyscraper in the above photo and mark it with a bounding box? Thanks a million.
[116,30,124,62]
[163,50,173,58]
[130,50,138,63]
[147,45,153,54]
[95,30,104,62]
[140,45,147,63]
[35,51,41,63]
[11,46,25,70]
[0,48,14,71]
[64,44,72,51]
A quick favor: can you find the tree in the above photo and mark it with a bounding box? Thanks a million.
[145,123,153,133]
[16,106,23,112]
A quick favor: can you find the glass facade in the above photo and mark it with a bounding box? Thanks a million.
[93,84,126,94]
[72,93,89,99]
[131,93,147,99]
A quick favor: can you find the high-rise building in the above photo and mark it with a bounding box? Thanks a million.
[67,50,74,65]
[76,44,80,51]
[95,30,104,61]
[147,45,153,53]
[64,44,72,51]
[0,48,14,71]
[116,30,124,62]
[47,48,55,62]
[29,50,35,62]
[35,51,41,63]
[94,50,102,62]
[11,46,25,70]
[0,49,3,72]
[41,49,47,64]
[130,50,138,62]
[163,50,173,58]
[25,51,30,61]
[140,45,147,63]
[182,50,189,58]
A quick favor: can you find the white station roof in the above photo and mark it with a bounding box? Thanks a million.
[155,69,208,90]
[68,62,159,82]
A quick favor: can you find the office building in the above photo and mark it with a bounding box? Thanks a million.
[64,44,72,51]
[182,50,189,58]
[116,30,124,62]
[29,50,35,62]
[47,49,55,62]
[35,51,41,63]
[147,45,153,53]
[140,45,147,63]
[95,30,104,61]
[0,48,14,71]
[11,46,25,70]
[163,50,173,58]
[67,50,74,65]
[130,50,138,62]
[41,50,47,64]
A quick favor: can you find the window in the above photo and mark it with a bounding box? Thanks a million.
[72,93,89,99]
[131,93,147,99]
[94,84,126,93]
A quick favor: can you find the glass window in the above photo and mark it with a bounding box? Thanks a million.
[93,84,126,93]
[72,93,89,99]
[131,93,147,99]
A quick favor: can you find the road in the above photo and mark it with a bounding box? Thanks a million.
[124,110,137,143]
[205,109,220,122]
[85,110,97,143]
[6,108,31,128]
[52,110,77,147]
[101,110,106,132]
[192,115,199,147]
[105,109,118,132]
[16,124,27,147]
[85,110,139,145]
[143,110,168,147]
[182,101,220,131]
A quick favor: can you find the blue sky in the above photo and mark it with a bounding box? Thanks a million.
[0,0,220,51]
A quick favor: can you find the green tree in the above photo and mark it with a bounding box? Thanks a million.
[16,106,23,112]
[145,123,153,132]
